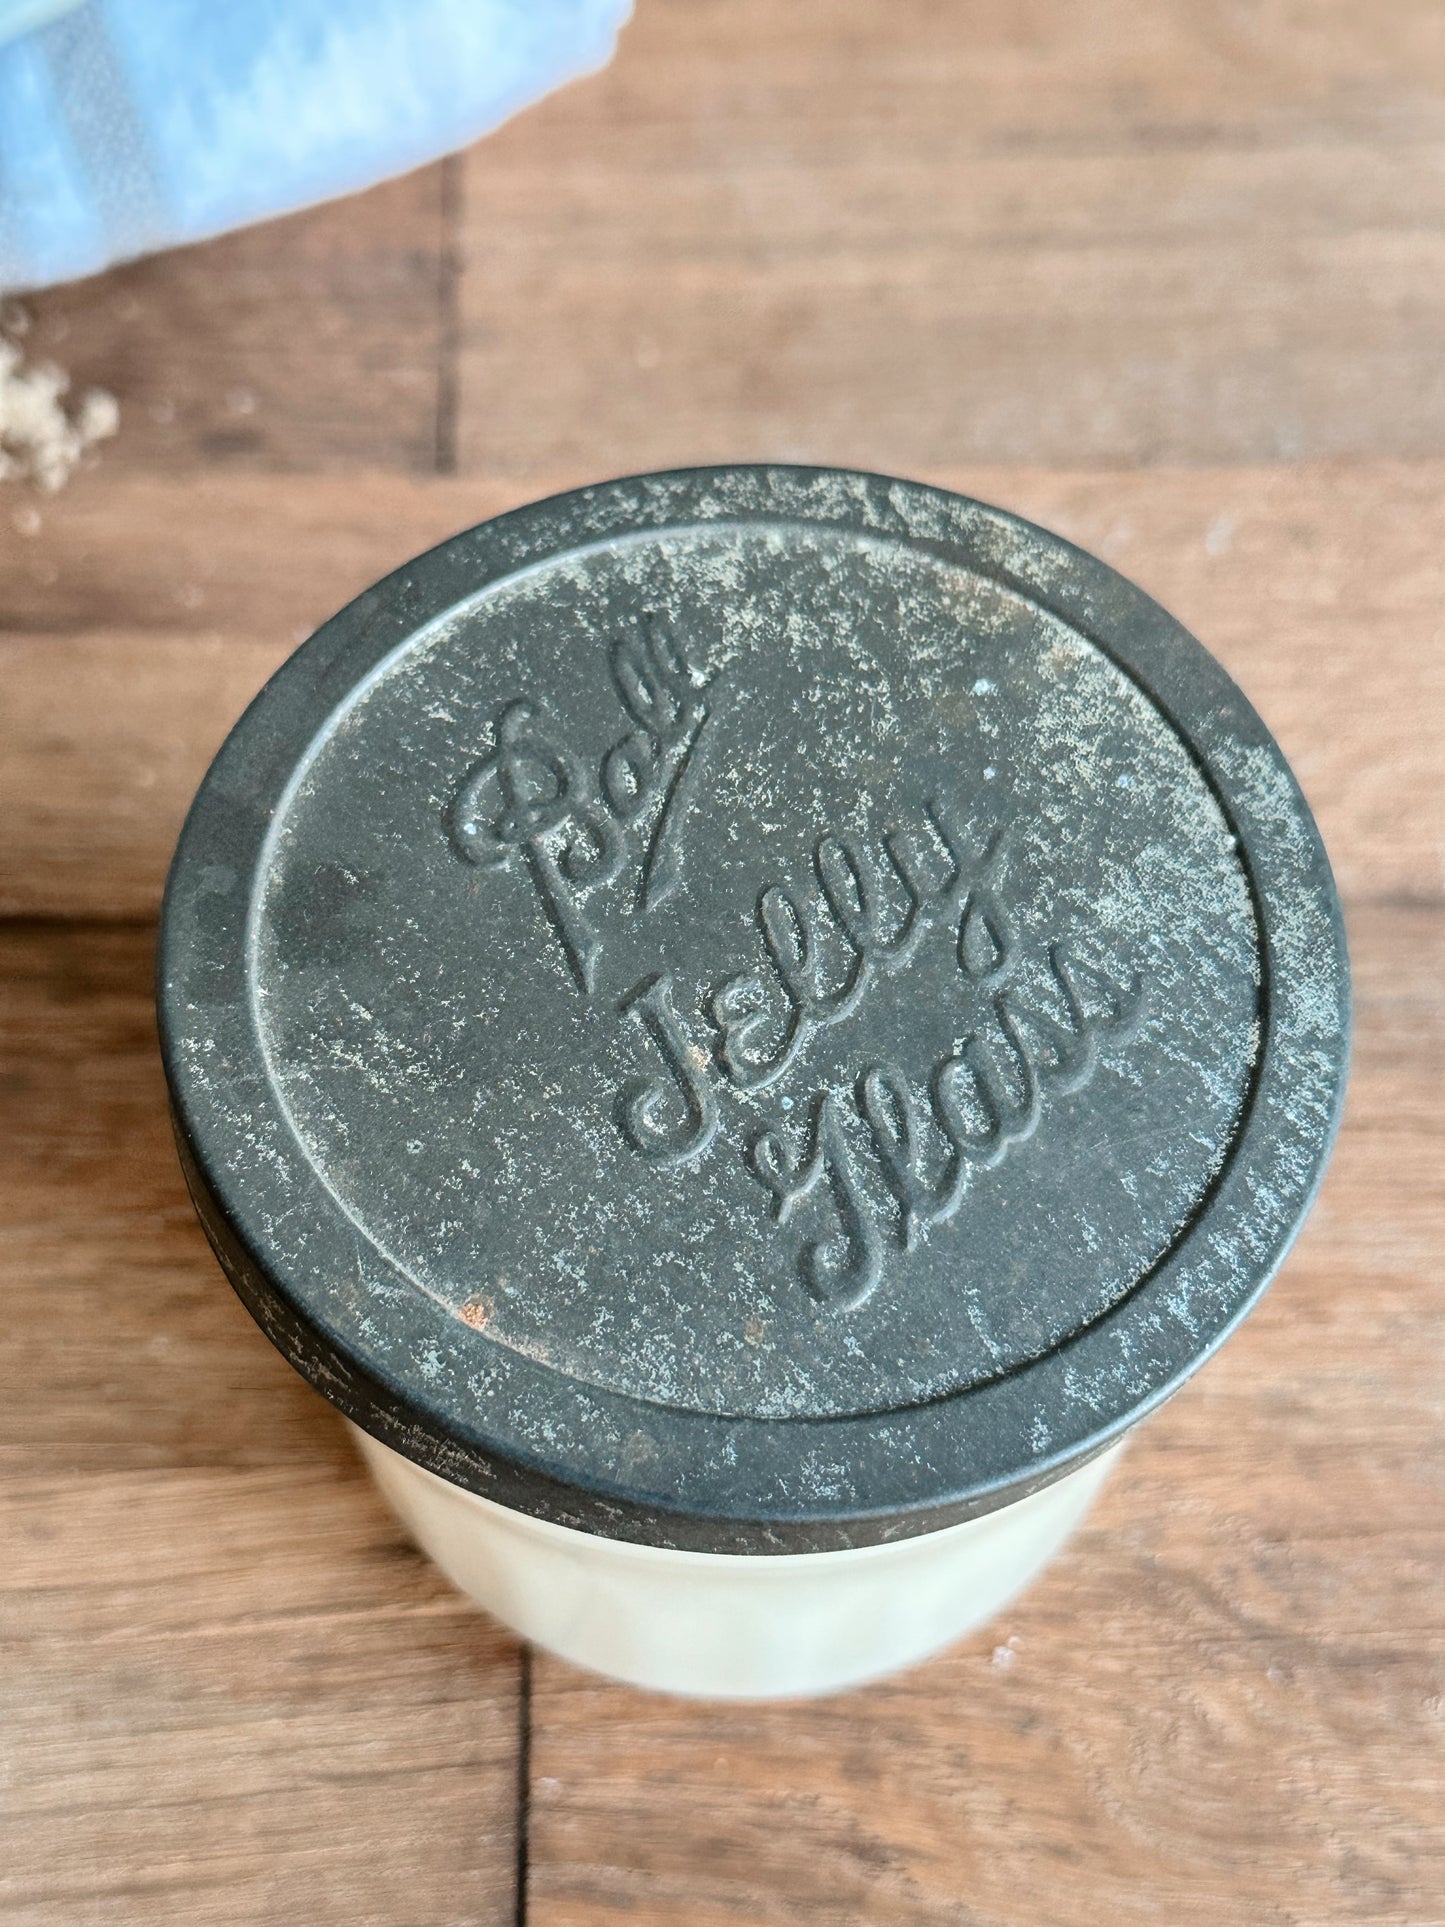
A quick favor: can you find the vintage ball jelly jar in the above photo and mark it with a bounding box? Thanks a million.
[159,466,1349,1698]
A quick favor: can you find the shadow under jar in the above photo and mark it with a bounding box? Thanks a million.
[159,465,1349,1699]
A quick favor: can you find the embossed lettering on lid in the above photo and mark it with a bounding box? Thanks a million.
[160,467,1349,1552]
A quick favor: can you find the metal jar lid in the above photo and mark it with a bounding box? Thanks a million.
[159,466,1349,1553]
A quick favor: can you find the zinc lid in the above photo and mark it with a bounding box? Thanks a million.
[159,466,1349,1552]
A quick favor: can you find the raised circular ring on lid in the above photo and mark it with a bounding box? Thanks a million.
[159,466,1349,1552]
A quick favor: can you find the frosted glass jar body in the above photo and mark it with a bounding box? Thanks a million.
[352,1427,1120,1699]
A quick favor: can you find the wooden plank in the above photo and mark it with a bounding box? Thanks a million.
[1,1470,524,1927]
[14,163,453,476]
[2,460,1441,920]
[0,921,523,1927]
[0,923,341,1476]
[457,0,1445,477]
[522,896,1445,1927]
[0,470,526,640]
[0,908,1436,1927]
[0,634,292,925]
[0,11,1440,1911]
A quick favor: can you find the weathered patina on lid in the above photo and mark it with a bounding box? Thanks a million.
[159,465,1349,1551]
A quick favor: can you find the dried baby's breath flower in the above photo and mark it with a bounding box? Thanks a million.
[0,320,118,492]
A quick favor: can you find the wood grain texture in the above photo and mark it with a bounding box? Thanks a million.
[0,923,346,1477]
[0,924,524,1927]
[13,163,453,476]
[457,0,1445,479]
[2,460,1441,918]
[2,0,1443,1921]
[525,899,1445,1927]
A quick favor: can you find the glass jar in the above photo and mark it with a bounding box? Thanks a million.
[160,465,1348,1699]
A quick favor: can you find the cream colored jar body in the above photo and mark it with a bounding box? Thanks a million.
[352,1427,1120,1699]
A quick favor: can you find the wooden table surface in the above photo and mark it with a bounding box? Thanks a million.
[2,3,1442,1922]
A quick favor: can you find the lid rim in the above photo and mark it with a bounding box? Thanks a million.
[159,464,1350,1553]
